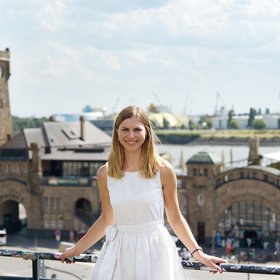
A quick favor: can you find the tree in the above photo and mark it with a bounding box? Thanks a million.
[253,119,266,129]
[206,119,213,129]
[229,119,239,129]
[248,108,257,128]
[148,103,157,113]
[227,109,234,129]
[189,119,195,130]
[198,115,212,129]
[163,117,170,129]
[12,116,48,134]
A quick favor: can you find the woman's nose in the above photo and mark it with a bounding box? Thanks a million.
[127,130,135,137]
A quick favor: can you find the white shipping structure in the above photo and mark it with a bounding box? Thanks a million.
[212,114,280,129]
[233,115,249,129]
[262,115,280,129]
[212,117,228,129]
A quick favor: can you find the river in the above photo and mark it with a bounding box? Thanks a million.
[157,144,280,168]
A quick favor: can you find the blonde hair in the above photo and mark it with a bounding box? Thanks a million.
[108,105,165,178]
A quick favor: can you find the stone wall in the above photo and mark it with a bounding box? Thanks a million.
[0,49,13,146]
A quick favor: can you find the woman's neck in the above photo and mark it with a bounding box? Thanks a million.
[123,150,141,171]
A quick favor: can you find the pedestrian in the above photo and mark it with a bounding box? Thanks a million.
[61,105,226,279]
[215,230,222,247]
[55,229,61,243]
[69,229,75,243]
[274,238,280,255]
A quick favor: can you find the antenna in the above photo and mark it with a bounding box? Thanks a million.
[112,97,120,114]
[214,91,226,116]
[152,91,162,106]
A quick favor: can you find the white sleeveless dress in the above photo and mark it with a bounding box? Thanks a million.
[92,170,186,280]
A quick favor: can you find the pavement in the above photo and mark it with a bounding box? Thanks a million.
[0,232,279,280]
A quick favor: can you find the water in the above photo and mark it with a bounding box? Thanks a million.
[157,144,280,168]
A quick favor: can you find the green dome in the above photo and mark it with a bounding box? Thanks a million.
[187,151,222,164]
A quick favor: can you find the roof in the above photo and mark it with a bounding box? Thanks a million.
[246,165,280,176]
[41,147,109,161]
[262,151,280,162]
[187,151,222,164]
[0,132,27,149]
[41,121,111,147]
[23,128,46,158]
[1,120,112,161]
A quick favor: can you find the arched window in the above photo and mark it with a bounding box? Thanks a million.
[218,200,279,248]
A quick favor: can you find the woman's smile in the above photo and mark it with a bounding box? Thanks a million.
[118,117,146,151]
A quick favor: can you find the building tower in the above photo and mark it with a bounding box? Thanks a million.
[248,137,260,165]
[186,151,223,245]
[0,48,13,146]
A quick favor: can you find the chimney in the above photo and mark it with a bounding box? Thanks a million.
[80,116,85,141]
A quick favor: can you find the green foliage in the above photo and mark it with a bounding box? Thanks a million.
[162,117,170,129]
[206,119,213,129]
[188,120,195,130]
[229,119,239,129]
[12,116,48,134]
[253,119,266,130]
[227,109,234,129]
[147,103,158,113]
[198,115,212,129]
[248,107,257,128]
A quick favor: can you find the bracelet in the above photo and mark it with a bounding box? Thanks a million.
[191,246,203,257]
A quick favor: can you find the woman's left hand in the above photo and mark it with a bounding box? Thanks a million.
[195,252,227,273]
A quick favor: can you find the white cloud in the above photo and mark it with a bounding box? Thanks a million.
[34,0,69,32]
[2,0,280,117]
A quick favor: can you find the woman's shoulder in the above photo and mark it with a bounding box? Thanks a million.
[159,159,175,177]
[97,164,107,179]
[159,160,176,188]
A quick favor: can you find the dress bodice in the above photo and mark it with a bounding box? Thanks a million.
[107,171,164,226]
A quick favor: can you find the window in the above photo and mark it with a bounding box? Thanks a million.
[193,169,197,176]
[43,197,49,211]
[50,197,56,211]
[219,200,279,243]
[204,169,208,176]
[57,198,63,211]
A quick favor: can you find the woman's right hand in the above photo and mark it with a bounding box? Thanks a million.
[60,246,79,264]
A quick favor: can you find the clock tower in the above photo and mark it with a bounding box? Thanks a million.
[0,48,13,146]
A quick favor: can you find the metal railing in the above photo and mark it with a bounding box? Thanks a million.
[0,249,280,279]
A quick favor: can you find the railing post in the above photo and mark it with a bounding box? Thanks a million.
[32,258,40,280]
[40,259,46,278]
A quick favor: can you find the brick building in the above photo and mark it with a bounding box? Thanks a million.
[0,48,113,238]
[185,144,280,248]
[0,116,111,238]
[1,48,279,248]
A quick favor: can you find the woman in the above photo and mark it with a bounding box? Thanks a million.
[61,105,226,279]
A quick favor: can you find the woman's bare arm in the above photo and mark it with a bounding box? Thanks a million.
[61,165,113,260]
[161,162,226,272]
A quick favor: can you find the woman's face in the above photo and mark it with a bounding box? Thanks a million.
[117,117,146,152]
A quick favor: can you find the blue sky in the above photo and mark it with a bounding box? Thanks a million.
[1,0,280,117]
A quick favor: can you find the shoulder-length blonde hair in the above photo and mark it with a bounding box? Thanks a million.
[108,105,165,179]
